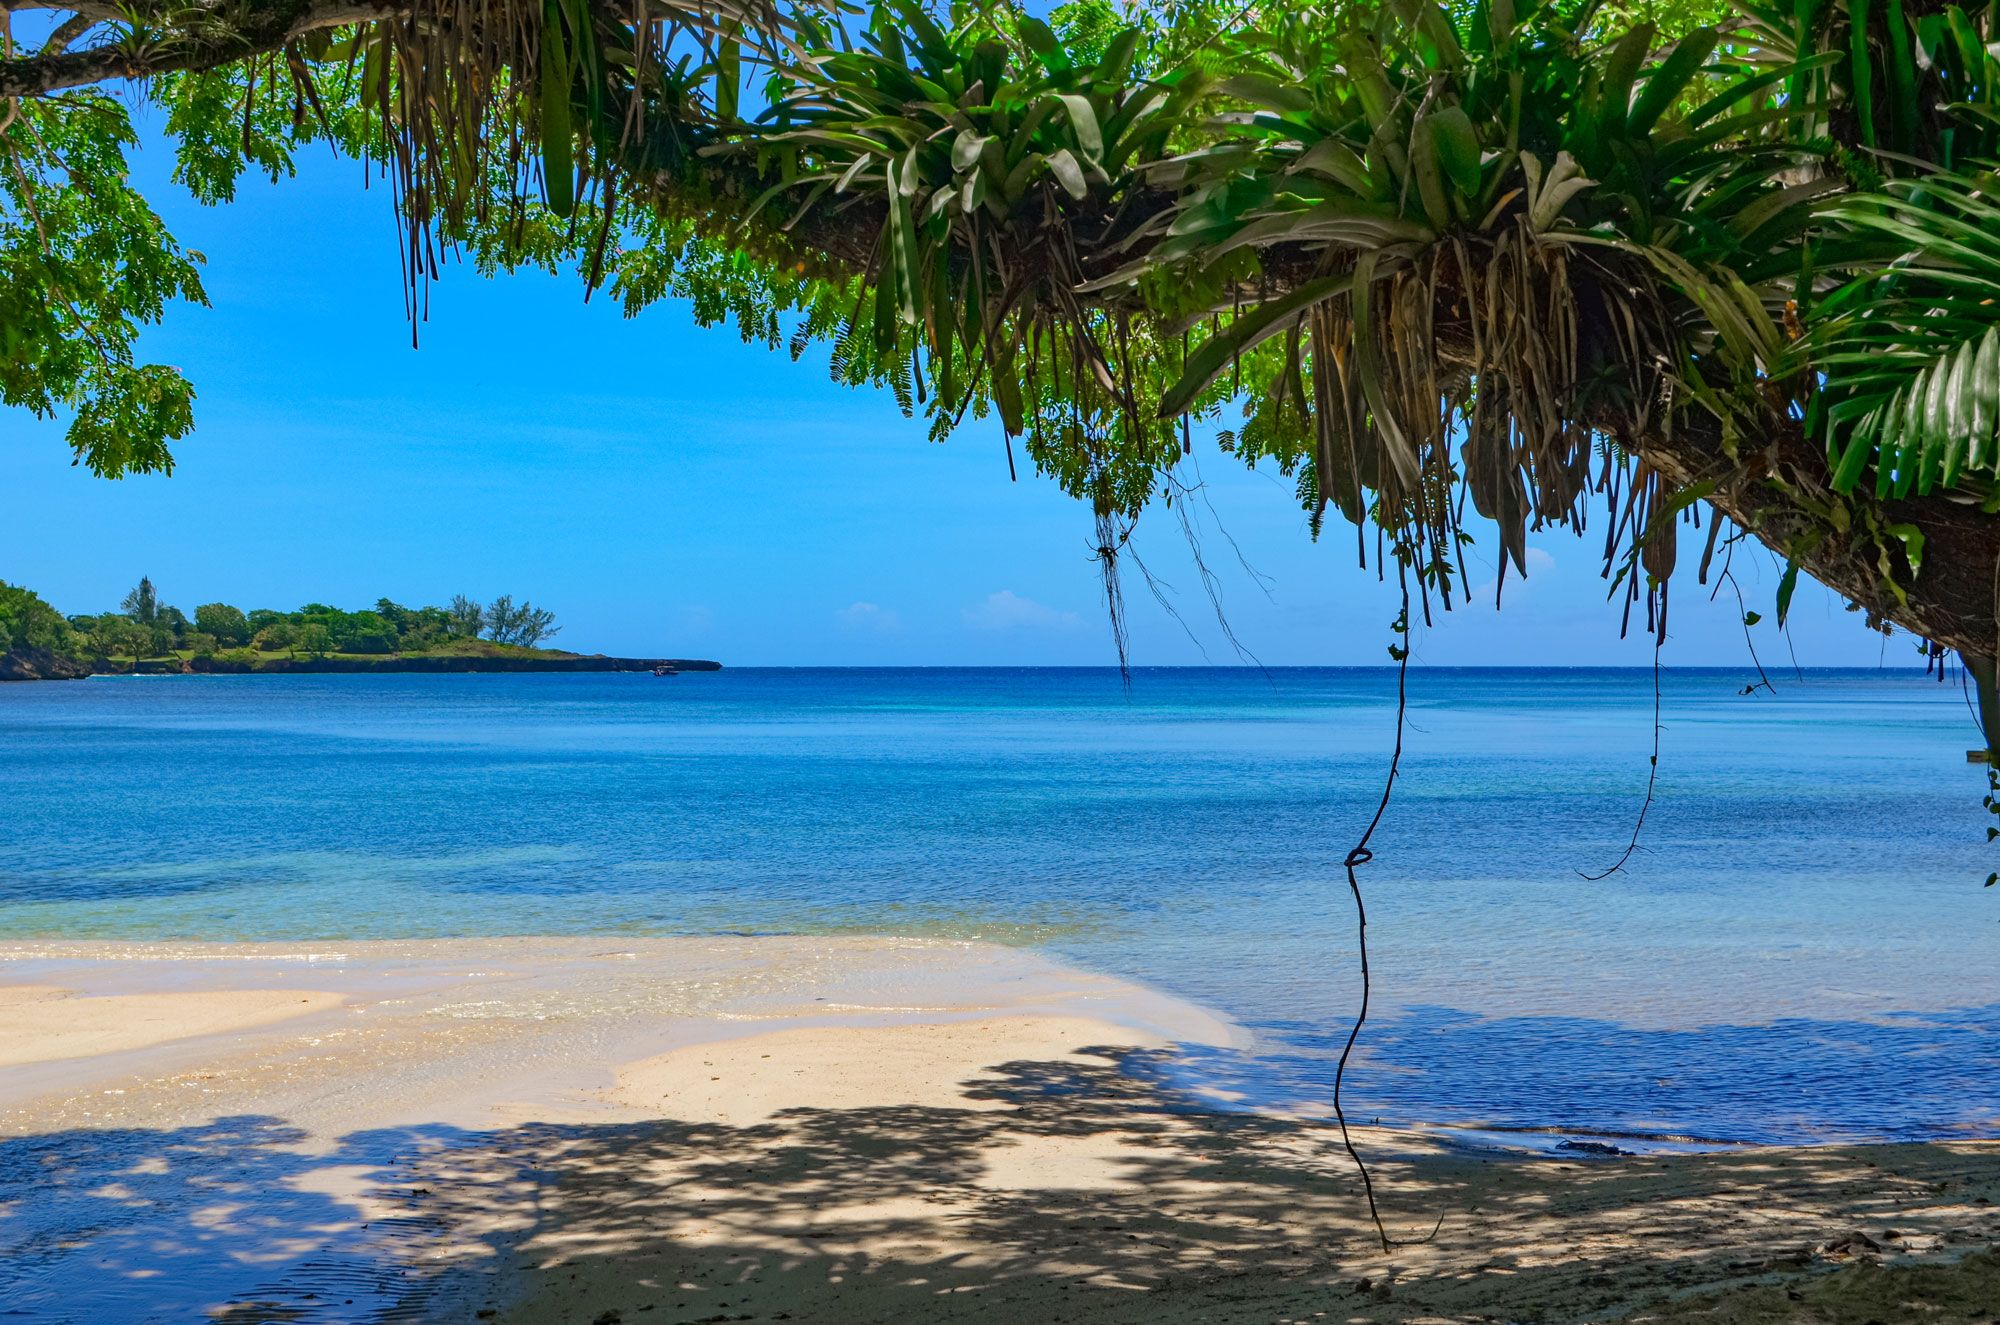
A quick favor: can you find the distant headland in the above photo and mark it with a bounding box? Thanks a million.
[0,578,717,681]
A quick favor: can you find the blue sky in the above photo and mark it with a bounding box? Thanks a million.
[0,125,1923,668]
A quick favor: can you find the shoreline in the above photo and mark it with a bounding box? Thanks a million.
[10,654,725,680]
[0,937,1235,1136]
[2,938,1997,1323]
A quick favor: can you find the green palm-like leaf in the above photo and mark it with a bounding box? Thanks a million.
[1811,167,2000,496]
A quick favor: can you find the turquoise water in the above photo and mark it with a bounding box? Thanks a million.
[2,667,1995,1146]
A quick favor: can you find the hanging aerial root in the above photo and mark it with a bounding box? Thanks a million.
[1580,624,1664,880]
[1330,578,1446,1253]
[1274,224,1672,632]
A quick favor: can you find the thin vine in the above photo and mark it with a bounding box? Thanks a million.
[1329,574,1444,1252]
[1716,566,1776,696]
[1580,628,1664,881]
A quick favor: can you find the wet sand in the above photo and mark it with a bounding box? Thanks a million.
[2,939,1997,1323]
[0,937,1224,1137]
[0,984,346,1067]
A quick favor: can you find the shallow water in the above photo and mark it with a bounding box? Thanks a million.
[1,666,1994,1145]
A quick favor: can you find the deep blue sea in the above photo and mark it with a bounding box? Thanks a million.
[3,667,1995,1147]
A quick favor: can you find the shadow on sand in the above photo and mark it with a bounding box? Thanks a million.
[4,1047,1999,1324]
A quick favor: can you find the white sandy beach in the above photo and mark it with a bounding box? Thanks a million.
[1,938,1996,1323]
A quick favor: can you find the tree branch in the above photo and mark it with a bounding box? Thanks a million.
[0,0,395,98]
[664,153,1997,649]
[1637,410,1998,655]
[41,15,99,54]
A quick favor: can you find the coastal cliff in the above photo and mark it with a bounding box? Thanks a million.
[0,646,94,682]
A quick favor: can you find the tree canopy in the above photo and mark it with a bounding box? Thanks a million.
[0,579,77,658]
[9,579,564,660]
[8,0,2000,693]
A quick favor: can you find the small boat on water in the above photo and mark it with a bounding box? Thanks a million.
[652,663,680,677]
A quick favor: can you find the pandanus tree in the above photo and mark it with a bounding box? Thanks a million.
[10,0,2000,731]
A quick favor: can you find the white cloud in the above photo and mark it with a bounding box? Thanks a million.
[1469,546,1556,607]
[837,601,903,633]
[963,590,1083,632]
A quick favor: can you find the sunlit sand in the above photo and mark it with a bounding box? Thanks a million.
[3,939,1996,1322]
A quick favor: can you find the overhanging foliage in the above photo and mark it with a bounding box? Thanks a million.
[8,0,2000,663]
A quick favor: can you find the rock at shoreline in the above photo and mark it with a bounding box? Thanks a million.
[0,647,93,682]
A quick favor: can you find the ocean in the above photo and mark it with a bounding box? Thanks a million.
[2,666,1994,1147]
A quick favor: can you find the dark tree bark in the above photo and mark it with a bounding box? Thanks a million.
[0,0,389,98]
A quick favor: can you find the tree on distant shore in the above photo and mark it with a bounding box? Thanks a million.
[0,582,81,661]
[448,596,484,640]
[337,610,399,654]
[100,618,148,661]
[193,603,249,647]
[295,623,333,658]
[157,607,189,655]
[11,584,577,663]
[65,614,136,660]
[251,622,295,655]
[115,579,188,658]
[484,596,560,648]
[119,580,155,622]
[376,599,455,651]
